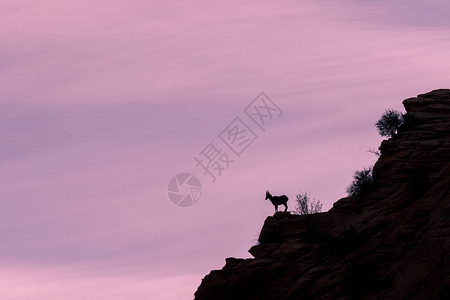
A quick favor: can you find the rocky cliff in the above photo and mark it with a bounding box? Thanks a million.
[194,89,450,300]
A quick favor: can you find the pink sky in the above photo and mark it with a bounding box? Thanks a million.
[2,1,450,299]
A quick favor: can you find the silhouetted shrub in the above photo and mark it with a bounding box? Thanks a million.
[375,109,404,138]
[294,191,322,215]
[366,147,381,157]
[347,167,374,198]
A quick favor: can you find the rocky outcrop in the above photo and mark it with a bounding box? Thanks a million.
[194,89,450,300]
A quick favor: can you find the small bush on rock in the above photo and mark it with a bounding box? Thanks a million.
[294,191,322,215]
[375,109,404,138]
[347,167,374,198]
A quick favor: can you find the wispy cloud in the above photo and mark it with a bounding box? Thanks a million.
[2,0,450,299]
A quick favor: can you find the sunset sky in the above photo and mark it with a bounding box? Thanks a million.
[2,1,450,299]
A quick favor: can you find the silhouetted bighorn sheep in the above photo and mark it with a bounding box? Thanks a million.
[265,190,288,212]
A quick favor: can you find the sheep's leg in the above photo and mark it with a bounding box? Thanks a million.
[275,205,278,212]
[283,203,288,212]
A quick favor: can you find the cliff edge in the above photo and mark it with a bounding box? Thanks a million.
[195,89,450,300]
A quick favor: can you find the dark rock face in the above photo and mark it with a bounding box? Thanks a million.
[194,90,450,300]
